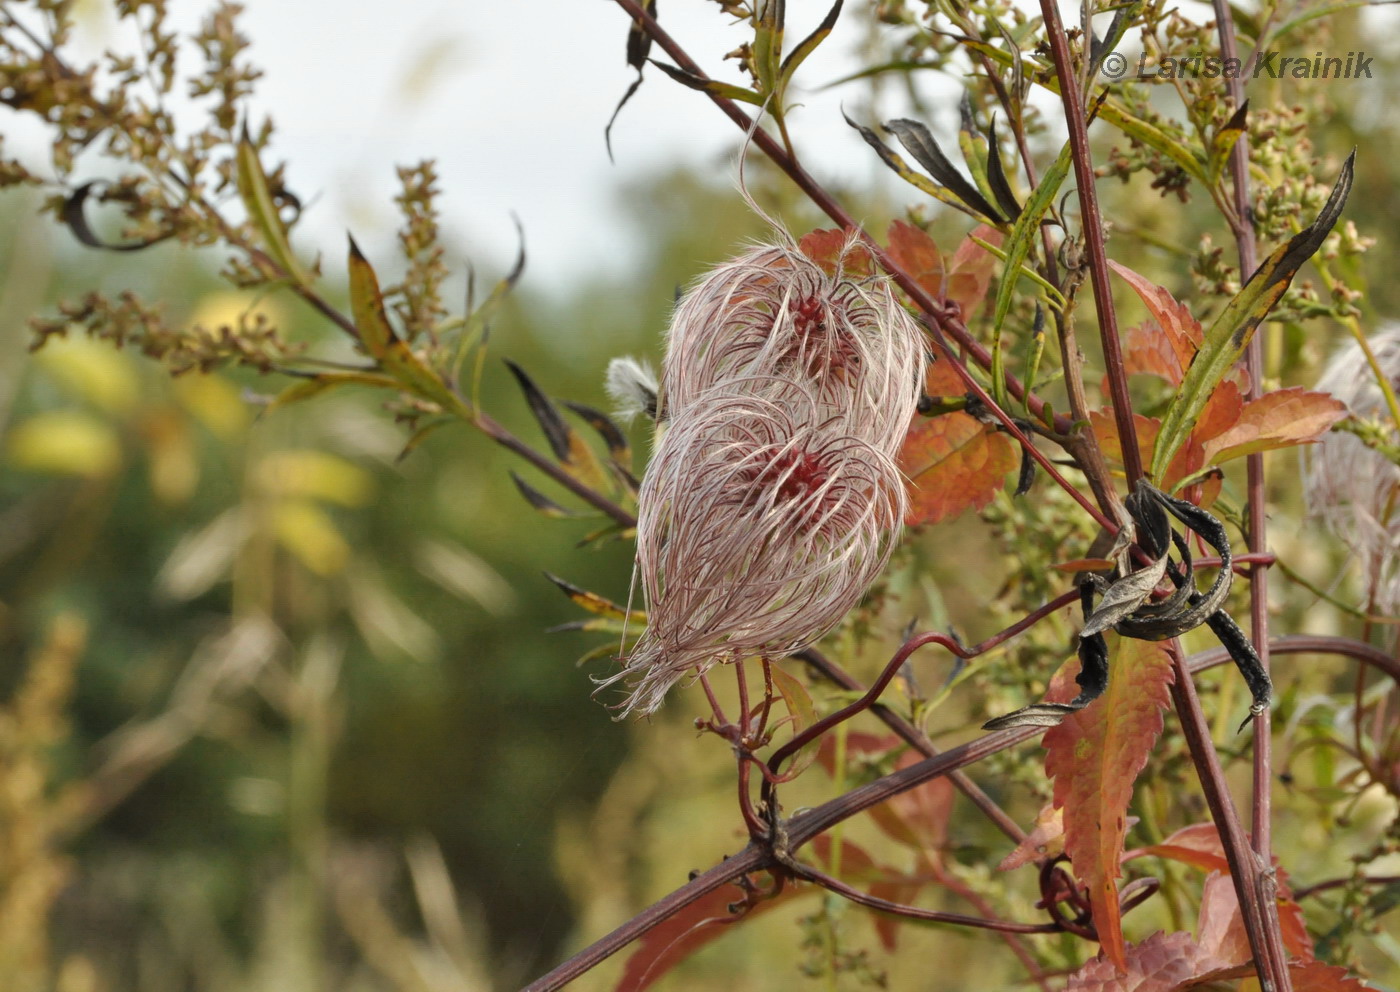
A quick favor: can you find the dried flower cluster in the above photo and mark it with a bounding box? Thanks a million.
[1304,327,1400,612]
[607,236,923,715]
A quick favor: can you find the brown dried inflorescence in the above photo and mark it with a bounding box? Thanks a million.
[607,232,922,715]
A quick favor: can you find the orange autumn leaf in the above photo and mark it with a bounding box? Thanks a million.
[1128,822,1315,963]
[1200,387,1347,464]
[945,225,1001,318]
[887,219,946,300]
[1109,261,1204,384]
[1044,639,1176,970]
[796,227,875,278]
[900,411,1017,525]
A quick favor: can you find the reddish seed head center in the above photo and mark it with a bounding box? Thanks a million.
[737,446,830,506]
[778,295,858,377]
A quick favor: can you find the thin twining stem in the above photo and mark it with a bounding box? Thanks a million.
[524,634,1400,991]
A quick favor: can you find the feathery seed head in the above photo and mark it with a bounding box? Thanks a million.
[661,237,923,453]
[605,378,905,716]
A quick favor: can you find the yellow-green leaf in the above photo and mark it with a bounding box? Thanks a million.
[236,131,308,284]
[6,410,122,478]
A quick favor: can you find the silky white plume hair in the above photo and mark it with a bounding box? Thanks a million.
[661,232,924,454]
[604,378,905,716]
[1303,326,1400,611]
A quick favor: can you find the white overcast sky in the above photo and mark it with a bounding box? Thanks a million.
[194,0,924,291]
[15,1,1398,293]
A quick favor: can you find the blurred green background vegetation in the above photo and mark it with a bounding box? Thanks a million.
[4,5,1400,991]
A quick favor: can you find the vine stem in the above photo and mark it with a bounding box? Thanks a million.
[1208,2,1290,987]
[524,635,1397,990]
[1036,0,1142,484]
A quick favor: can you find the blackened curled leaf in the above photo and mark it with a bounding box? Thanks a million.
[62,181,174,252]
[985,120,1023,222]
[504,359,574,463]
[510,471,579,518]
[884,118,1004,223]
[604,0,659,162]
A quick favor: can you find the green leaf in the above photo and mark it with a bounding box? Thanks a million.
[347,237,452,404]
[1150,153,1355,479]
[752,0,785,95]
[237,129,308,284]
[265,370,402,414]
[778,0,842,91]
[988,140,1072,408]
[768,664,821,780]
[646,60,764,106]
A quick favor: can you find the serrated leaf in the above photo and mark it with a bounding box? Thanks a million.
[796,227,874,279]
[1152,154,1354,479]
[1044,639,1176,970]
[998,803,1065,870]
[886,219,945,300]
[1108,262,1205,389]
[237,131,307,283]
[1200,387,1347,465]
[1066,930,1202,991]
[945,226,1001,318]
[900,410,1018,525]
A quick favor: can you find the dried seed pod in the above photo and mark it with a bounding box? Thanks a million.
[604,379,905,716]
[661,235,924,454]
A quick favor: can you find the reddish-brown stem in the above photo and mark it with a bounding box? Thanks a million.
[1167,640,1289,992]
[789,861,1061,934]
[527,634,1396,990]
[796,647,1028,846]
[1291,874,1400,901]
[1207,5,1284,985]
[1036,0,1141,484]
[769,590,1079,779]
[607,0,1119,533]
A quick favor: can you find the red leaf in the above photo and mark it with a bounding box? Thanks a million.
[1200,387,1348,465]
[816,731,900,777]
[1044,639,1176,970]
[1066,930,1203,991]
[1194,872,1253,968]
[1289,960,1379,991]
[614,875,800,991]
[798,227,875,278]
[1122,322,1193,385]
[900,412,1018,525]
[1126,823,1230,875]
[946,225,1001,318]
[1108,262,1204,386]
[886,219,946,301]
[810,836,929,952]
[1127,823,1315,962]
